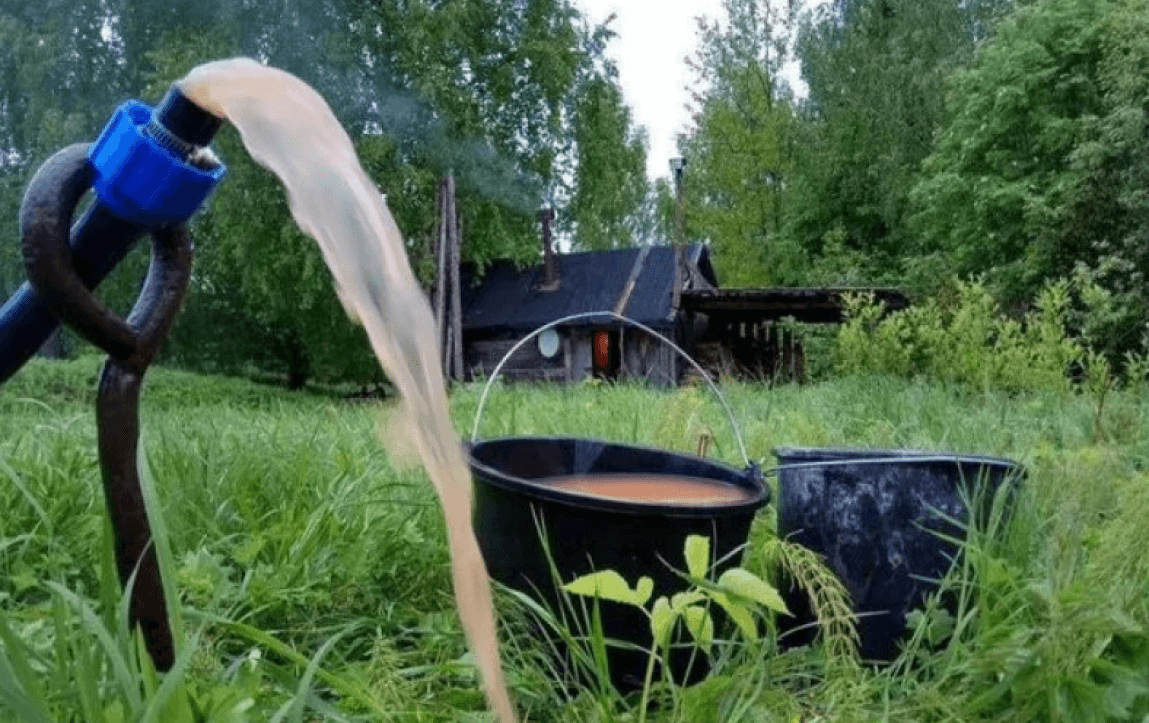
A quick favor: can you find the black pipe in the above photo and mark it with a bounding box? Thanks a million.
[94,221,193,673]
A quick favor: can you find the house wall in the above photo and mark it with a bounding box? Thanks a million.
[620,328,677,387]
[569,329,593,381]
[465,334,568,382]
[567,326,677,386]
[465,325,680,385]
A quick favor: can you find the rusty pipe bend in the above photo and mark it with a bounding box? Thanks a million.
[20,145,195,671]
[21,144,138,360]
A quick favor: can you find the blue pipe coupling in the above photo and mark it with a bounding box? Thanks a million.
[88,99,227,226]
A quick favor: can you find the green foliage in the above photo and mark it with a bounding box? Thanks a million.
[1059,0,1149,366]
[757,537,860,673]
[835,278,1083,392]
[966,582,1149,723]
[0,2,137,311]
[347,0,649,258]
[804,224,876,286]
[788,0,1011,280]
[0,0,650,386]
[0,582,264,723]
[910,0,1149,319]
[568,75,648,250]
[564,570,655,608]
[562,534,786,721]
[874,444,1149,723]
[681,0,802,286]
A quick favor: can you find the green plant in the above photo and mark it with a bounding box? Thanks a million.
[561,534,789,723]
[835,278,1083,393]
[1083,348,1115,443]
[0,528,263,723]
[758,538,859,675]
[1122,349,1149,391]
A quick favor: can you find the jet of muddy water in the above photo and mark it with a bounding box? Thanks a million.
[179,58,516,722]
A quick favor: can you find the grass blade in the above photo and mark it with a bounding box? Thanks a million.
[45,581,143,711]
[0,617,55,723]
[0,458,51,535]
[269,625,355,723]
[139,634,200,723]
[0,613,48,710]
[137,440,186,647]
[190,613,387,717]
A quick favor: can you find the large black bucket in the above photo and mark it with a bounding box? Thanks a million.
[470,436,768,691]
[774,446,1024,662]
[467,312,769,692]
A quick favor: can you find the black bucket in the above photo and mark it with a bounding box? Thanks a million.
[774,446,1024,662]
[468,312,770,691]
[470,436,768,692]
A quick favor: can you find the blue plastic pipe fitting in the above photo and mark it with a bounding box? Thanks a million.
[0,87,227,384]
[90,100,225,225]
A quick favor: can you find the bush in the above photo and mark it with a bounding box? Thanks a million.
[835,278,1083,392]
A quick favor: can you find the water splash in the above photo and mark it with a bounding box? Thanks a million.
[178,57,516,722]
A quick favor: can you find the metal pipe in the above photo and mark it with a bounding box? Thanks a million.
[0,85,226,671]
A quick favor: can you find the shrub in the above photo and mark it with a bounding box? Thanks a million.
[835,278,1083,392]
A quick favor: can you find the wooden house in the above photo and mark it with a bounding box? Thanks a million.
[460,245,717,385]
[457,243,909,385]
[432,174,908,386]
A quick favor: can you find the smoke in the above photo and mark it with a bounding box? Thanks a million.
[365,80,544,216]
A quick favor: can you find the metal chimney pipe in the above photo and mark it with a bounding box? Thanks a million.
[669,157,687,247]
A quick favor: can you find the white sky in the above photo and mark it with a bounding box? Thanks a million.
[574,0,811,182]
[574,0,727,182]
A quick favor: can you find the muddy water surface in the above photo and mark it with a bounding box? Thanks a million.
[546,474,755,505]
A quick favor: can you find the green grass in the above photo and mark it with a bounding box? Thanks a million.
[2,355,1149,721]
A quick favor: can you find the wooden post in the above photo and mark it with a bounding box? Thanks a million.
[781,327,793,382]
[670,157,687,320]
[434,179,447,365]
[430,172,466,382]
[447,174,463,382]
[670,158,687,247]
[563,334,573,383]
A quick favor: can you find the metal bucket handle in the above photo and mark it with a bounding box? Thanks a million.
[762,453,1029,479]
[470,310,752,468]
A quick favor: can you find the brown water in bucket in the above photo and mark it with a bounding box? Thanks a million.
[546,474,754,505]
[178,58,516,722]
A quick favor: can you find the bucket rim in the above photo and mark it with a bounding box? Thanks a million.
[468,435,770,517]
[771,445,1025,474]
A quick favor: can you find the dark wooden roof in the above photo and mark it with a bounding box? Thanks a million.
[462,245,714,334]
[681,287,909,324]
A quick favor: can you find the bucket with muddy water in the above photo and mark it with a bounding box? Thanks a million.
[773,446,1025,662]
[467,312,769,693]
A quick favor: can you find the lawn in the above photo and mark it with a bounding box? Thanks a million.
[2,355,1148,721]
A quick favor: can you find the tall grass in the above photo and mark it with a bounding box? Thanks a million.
[1,355,1148,720]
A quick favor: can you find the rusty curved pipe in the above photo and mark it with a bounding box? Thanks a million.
[20,145,194,671]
